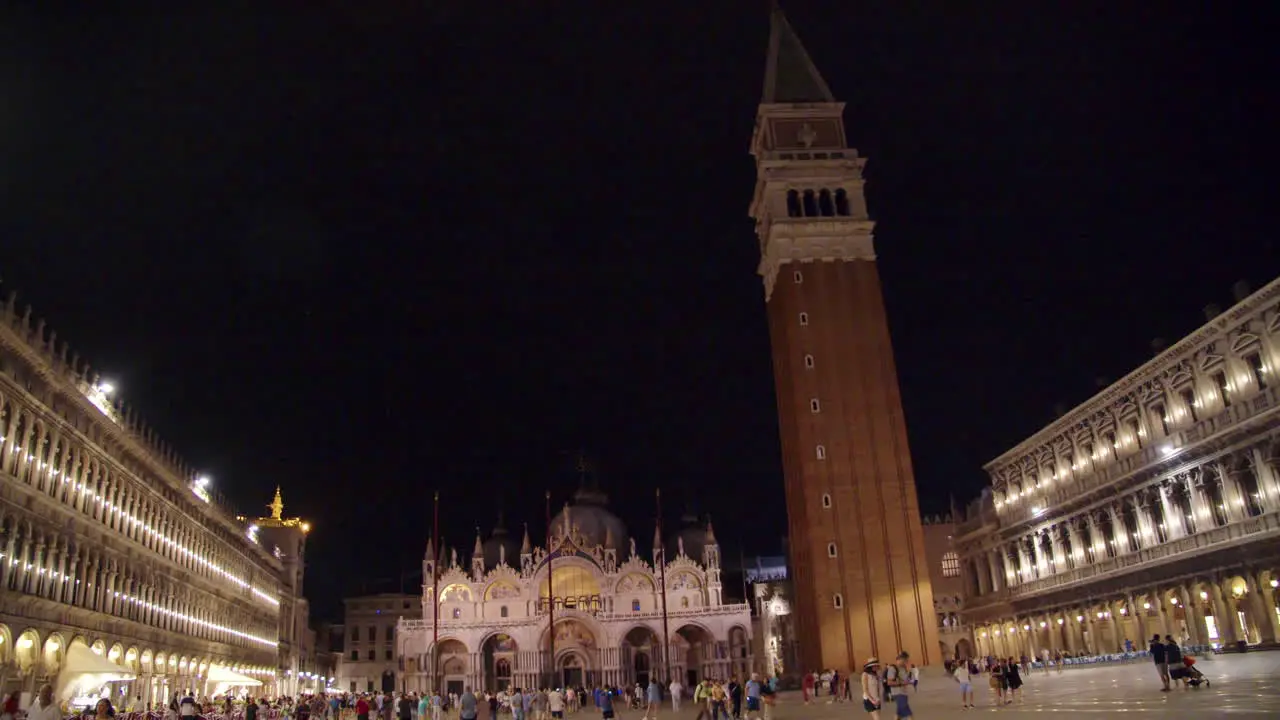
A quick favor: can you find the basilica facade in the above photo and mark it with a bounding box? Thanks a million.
[396,486,752,693]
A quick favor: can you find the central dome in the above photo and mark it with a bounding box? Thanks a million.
[549,485,627,551]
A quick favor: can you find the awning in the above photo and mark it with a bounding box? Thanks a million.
[55,644,136,700]
[206,665,263,687]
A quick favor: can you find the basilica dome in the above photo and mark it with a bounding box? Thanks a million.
[667,510,713,561]
[480,512,523,569]
[549,484,627,551]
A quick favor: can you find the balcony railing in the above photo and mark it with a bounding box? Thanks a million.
[396,603,752,632]
[970,510,1280,608]
[998,384,1280,529]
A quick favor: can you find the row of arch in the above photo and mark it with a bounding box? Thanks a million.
[0,624,277,704]
[0,390,281,611]
[970,571,1280,660]
[784,189,853,218]
[991,327,1277,516]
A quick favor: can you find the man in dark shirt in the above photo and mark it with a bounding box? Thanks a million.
[1148,634,1170,691]
[399,694,415,720]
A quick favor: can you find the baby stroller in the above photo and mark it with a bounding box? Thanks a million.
[1169,655,1210,688]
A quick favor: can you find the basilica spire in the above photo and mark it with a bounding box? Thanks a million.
[268,486,284,521]
[761,4,835,104]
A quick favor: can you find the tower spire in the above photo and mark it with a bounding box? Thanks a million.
[761,4,835,104]
[269,486,284,521]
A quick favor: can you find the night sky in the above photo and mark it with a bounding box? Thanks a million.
[1,1,1273,620]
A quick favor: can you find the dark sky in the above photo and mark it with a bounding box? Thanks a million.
[1,1,1273,621]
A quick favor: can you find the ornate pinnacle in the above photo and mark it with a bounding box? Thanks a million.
[269,486,284,520]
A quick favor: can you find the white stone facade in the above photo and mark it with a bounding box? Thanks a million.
[0,291,323,703]
[397,507,752,693]
[956,276,1280,659]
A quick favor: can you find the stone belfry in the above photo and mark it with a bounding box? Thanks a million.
[748,6,939,668]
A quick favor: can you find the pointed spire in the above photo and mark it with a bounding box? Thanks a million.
[473,526,484,556]
[425,537,435,559]
[521,523,531,553]
[761,4,835,104]
[653,521,663,554]
[269,486,284,520]
[705,520,718,545]
[604,524,615,550]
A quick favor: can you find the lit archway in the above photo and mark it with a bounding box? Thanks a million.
[481,634,517,693]
[539,563,603,613]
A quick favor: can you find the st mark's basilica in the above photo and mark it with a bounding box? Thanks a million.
[396,481,753,694]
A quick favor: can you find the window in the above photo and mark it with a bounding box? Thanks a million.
[833,594,844,609]
[500,606,509,618]
[1213,370,1231,407]
[350,682,357,693]
[387,626,395,642]
[367,650,374,660]
[827,542,837,558]
[351,627,359,641]
[804,354,815,369]
[815,445,826,460]
[810,398,821,413]
[367,681,374,692]
[385,649,393,661]
[794,270,803,284]
[821,493,832,508]
[834,189,851,216]
[799,312,809,326]
[1151,404,1168,436]
[1180,387,1198,421]
[681,597,690,608]
[367,626,375,642]
[632,599,641,612]
[350,650,358,661]
[404,601,411,609]
[1246,353,1267,389]
[452,608,461,619]
[941,551,961,578]
[785,190,801,217]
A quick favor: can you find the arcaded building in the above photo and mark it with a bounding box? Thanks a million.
[337,593,422,694]
[0,291,321,701]
[748,8,939,670]
[957,278,1280,659]
[397,484,752,694]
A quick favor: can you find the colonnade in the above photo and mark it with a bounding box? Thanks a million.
[972,569,1280,659]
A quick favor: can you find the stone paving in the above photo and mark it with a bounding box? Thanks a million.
[745,653,1280,717]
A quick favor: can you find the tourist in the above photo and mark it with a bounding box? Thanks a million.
[548,687,564,720]
[597,687,615,720]
[1005,657,1024,703]
[27,685,60,720]
[726,677,742,719]
[690,679,710,720]
[951,657,974,710]
[707,681,727,720]
[885,653,912,718]
[987,659,1004,705]
[667,678,682,713]
[94,699,116,720]
[356,694,371,720]
[1149,634,1170,692]
[644,679,660,720]
[742,674,762,720]
[800,672,814,705]
[460,689,479,720]
[858,659,881,719]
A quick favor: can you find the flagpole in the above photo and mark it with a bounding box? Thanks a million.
[546,490,555,689]
[657,488,670,684]
[431,490,440,694]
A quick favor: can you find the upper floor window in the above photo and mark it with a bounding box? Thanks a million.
[941,551,961,578]
[804,354,815,369]
[827,542,838,558]
[833,593,844,609]
[452,608,461,619]
[1212,370,1231,407]
[799,312,809,326]
[1151,404,1169,436]
[834,189,851,216]
[794,270,804,284]
[632,599,641,612]
[500,605,509,618]
[681,597,690,609]
[367,626,375,642]
[1246,352,1268,389]
[1179,387,1198,422]
[821,493,832,509]
[785,190,802,218]
[350,650,358,661]
[815,445,826,460]
[810,398,821,414]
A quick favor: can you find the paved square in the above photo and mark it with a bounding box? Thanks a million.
[750,653,1280,717]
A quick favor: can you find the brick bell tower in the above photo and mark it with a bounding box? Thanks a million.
[748,6,939,670]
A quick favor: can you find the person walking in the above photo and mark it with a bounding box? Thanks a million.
[668,679,682,713]
[1149,634,1170,692]
[858,660,881,719]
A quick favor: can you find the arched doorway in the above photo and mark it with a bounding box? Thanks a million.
[381,670,396,693]
[543,619,599,689]
[482,634,517,692]
[955,638,973,661]
[673,625,714,687]
[436,639,469,697]
[623,626,659,687]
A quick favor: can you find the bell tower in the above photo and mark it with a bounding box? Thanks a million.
[749,7,939,669]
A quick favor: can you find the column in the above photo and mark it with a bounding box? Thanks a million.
[1244,574,1272,643]
[1256,572,1280,644]
[1107,505,1129,554]
[1176,586,1200,646]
